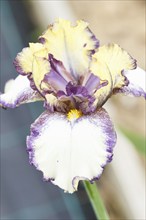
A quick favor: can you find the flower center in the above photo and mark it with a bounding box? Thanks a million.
[67,109,82,121]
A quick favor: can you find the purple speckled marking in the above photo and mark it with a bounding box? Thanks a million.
[0,87,42,109]
[113,84,146,99]
[79,108,116,169]
[87,27,100,50]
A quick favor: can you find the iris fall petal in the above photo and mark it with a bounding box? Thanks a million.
[27,108,116,193]
[0,75,43,108]
[114,67,146,98]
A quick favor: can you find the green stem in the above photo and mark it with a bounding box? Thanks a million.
[83,181,109,220]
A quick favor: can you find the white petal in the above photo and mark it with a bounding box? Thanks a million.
[27,108,116,193]
[115,67,146,98]
[0,75,43,108]
[125,67,146,92]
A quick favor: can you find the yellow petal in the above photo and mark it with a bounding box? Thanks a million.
[90,43,136,107]
[92,43,136,88]
[39,18,98,79]
[32,48,50,92]
[14,43,45,75]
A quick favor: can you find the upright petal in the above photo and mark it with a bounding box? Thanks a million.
[27,108,116,193]
[39,18,99,79]
[0,75,43,108]
[14,43,45,75]
[113,67,146,98]
[32,49,50,93]
[90,43,136,106]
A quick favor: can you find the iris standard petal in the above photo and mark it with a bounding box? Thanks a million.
[90,43,136,106]
[32,49,50,92]
[27,108,116,193]
[14,43,45,75]
[0,75,43,108]
[39,18,99,79]
[114,67,146,98]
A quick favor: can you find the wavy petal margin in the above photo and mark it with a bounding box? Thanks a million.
[90,43,137,107]
[113,67,146,98]
[0,75,43,108]
[14,43,45,75]
[39,18,99,79]
[27,108,116,193]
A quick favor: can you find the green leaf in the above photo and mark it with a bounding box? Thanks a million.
[83,181,109,220]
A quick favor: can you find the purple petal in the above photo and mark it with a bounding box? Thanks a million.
[84,73,108,94]
[43,69,67,93]
[48,54,74,82]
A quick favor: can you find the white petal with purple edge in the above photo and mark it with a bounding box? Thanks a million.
[0,75,43,108]
[116,67,146,98]
[27,108,116,193]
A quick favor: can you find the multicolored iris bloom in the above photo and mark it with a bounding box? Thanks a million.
[0,19,145,193]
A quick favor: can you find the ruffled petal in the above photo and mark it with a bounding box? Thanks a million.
[113,67,146,98]
[39,18,99,79]
[0,75,43,108]
[14,43,45,75]
[90,43,136,106]
[27,108,116,193]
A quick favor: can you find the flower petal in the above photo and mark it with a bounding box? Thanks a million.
[0,75,43,108]
[27,108,116,193]
[14,43,45,75]
[39,18,99,79]
[90,44,136,106]
[32,49,50,93]
[114,67,146,98]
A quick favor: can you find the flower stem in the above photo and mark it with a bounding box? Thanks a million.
[83,181,109,220]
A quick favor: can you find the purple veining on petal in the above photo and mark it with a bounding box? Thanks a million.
[114,85,146,99]
[0,89,42,109]
[86,109,116,167]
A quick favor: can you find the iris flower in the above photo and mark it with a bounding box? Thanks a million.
[0,19,145,193]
